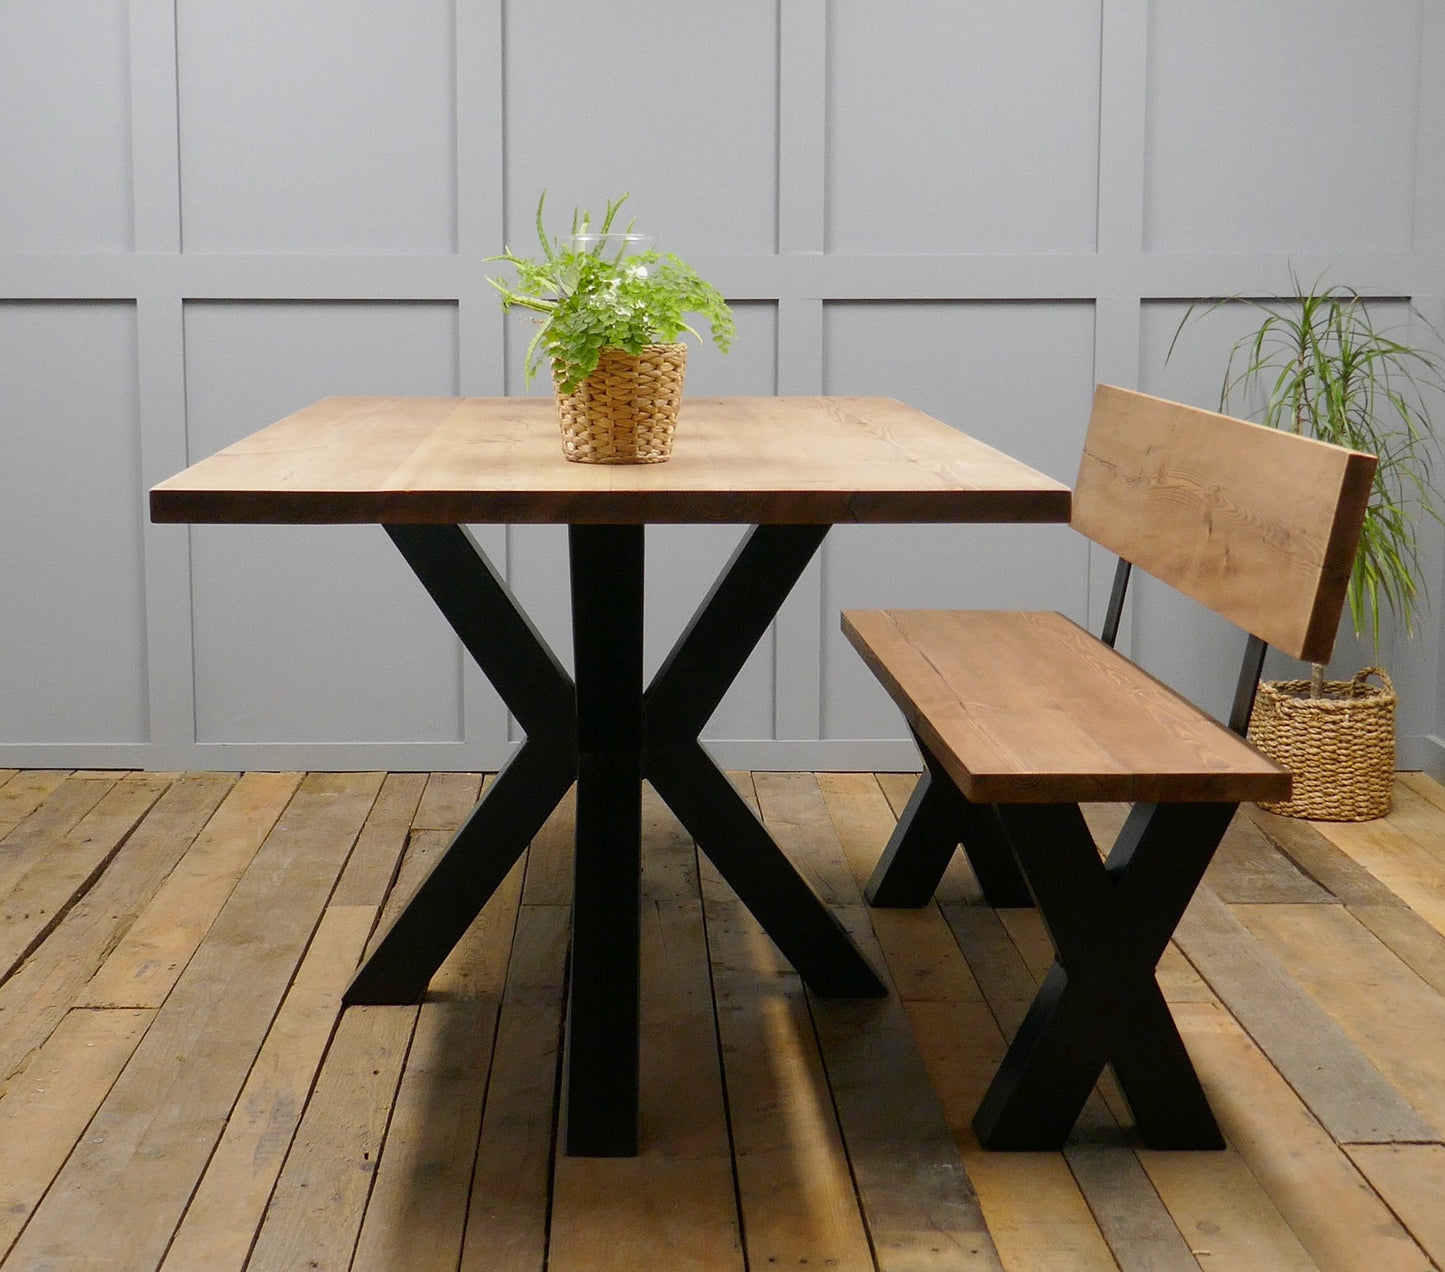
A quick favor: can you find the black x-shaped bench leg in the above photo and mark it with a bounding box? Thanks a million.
[864,739,1032,908]
[974,800,1237,1151]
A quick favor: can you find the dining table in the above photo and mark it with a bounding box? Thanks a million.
[150,393,1072,1156]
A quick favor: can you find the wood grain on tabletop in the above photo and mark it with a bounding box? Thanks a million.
[148,395,1072,526]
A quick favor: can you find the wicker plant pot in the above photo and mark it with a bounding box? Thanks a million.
[554,343,687,464]
[1247,667,1396,821]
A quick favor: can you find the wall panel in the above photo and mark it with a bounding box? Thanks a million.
[1144,0,1422,253]
[176,0,458,253]
[0,303,146,743]
[0,0,132,253]
[818,300,1096,741]
[501,1,779,256]
[826,0,1102,253]
[183,301,467,744]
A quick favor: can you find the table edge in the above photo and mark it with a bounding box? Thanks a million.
[149,486,1073,526]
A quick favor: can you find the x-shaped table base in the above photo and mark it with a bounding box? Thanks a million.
[344,522,885,1156]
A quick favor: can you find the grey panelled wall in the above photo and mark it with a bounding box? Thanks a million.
[2,0,1443,776]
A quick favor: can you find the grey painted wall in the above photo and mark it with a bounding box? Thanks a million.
[2,0,1443,775]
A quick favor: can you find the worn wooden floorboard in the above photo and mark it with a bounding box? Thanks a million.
[1313,793,1445,937]
[0,774,168,979]
[1174,886,1434,1144]
[78,771,291,1011]
[0,1005,154,1261]
[547,811,741,1272]
[157,904,378,1272]
[0,772,241,1090]
[0,773,116,902]
[1,770,1444,1271]
[4,771,384,1272]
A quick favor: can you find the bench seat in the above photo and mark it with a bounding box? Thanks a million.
[842,608,1290,806]
[841,384,1377,1150]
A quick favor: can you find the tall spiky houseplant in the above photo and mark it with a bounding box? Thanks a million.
[1177,279,1444,682]
[1173,280,1444,819]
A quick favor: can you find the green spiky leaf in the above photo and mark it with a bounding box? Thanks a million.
[1172,274,1445,656]
[486,193,735,393]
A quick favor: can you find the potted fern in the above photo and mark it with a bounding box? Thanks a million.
[488,194,734,464]
[1174,278,1444,818]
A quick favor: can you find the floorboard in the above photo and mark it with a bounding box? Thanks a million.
[1,768,1443,1271]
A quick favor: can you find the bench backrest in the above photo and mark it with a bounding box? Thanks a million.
[1071,385,1376,665]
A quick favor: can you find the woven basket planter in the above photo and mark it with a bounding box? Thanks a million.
[554,343,687,464]
[1247,667,1396,821]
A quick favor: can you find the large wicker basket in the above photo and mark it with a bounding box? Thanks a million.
[554,343,687,464]
[1247,667,1396,821]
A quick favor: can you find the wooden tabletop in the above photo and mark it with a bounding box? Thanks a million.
[150,395,1072,526]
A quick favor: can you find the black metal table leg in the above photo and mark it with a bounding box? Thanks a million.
[564,525,645,1156]
[345,525,577,1006]
[975,800,1236,1150]
[347,736,575,1003]
[865,736,1031,908]
[647,738,883,996]
[348,520,887,1157]
[644,524,885,998]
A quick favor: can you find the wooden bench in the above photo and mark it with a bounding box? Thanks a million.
[842,384,1376,1150]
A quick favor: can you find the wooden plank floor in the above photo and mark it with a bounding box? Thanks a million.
[3,766,1445,1271]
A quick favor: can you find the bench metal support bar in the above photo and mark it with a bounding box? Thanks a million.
[1229,633,1270,737]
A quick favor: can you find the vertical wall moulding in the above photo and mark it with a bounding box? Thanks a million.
[1090,0,1149,643]
[1412,1,1445,775]
[130,0,194,763]
[456,0,505,398]
[456,0,512,768]
[774,0,828,744]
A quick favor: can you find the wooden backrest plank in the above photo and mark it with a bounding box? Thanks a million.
[1072,386,1376,664]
